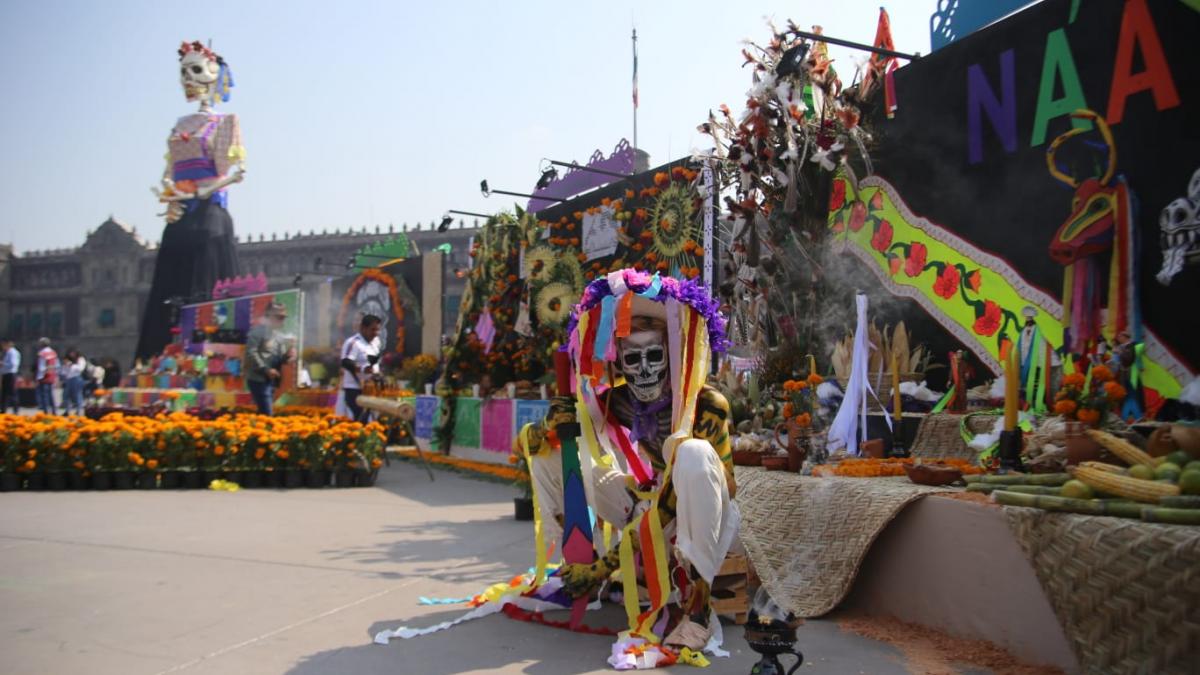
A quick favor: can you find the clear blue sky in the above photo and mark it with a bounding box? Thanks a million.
[0,0,934,253]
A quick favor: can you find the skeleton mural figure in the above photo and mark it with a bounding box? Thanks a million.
[523,270,737,660]
[1156,167,1200,285]
[136,41,245,360]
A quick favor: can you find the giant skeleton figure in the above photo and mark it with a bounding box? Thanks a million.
[137,41,245,360]
[526,276,737,652]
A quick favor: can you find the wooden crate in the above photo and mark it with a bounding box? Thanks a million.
[711,554,749,624]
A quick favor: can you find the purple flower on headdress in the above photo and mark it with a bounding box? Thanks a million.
[566,268,729,352]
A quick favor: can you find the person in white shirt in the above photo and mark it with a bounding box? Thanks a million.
[336,314,383,421]
[60,348,88,415]
[1,339,20,413]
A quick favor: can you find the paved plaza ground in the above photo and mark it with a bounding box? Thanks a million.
[0,458,991,674]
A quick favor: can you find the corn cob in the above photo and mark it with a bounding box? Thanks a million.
[1071,465,1180,503]
[963,472,1070,485]
[1158,495,1200,509]
[1085,429,1155,467]
[1078,460,1125,474]
[992,490,1144,518]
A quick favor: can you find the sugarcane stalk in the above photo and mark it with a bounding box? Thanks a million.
[966,484,1061,495]
[992,491,1143,518]
[1140,507,1200,525]
[1157,495,1200,509]
[964,473,1070,486]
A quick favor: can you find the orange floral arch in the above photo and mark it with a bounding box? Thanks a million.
[337,268,405,352]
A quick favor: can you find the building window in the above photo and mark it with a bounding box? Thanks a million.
[29,313,42,334]
[99,308,116,328]
[8,315,22,339]
[47,312,62,338]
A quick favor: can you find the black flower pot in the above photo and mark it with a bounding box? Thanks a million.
[283,469,304,489]
[160,471,182,489]
[333,469,356,488]
[196,470,216,487]
[304,469,329,488]
[113,471,135,490]
[264,470,283,488]
[67,473,89,490]
[181,471,204,489]
[222,471,243,486]
[90,471,113,490]
[514,496,534,521]
[25,473,46,491]
[46,472,68,491]
[241,470,264,488]
[355,468,379,487]
[0,473,22,492]
[137,472,158,489]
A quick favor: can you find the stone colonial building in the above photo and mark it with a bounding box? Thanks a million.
[0,217,479,371]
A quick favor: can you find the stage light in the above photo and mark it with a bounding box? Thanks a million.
[480,180,490,197]
[535,166,559,190]
[438,214,453,232]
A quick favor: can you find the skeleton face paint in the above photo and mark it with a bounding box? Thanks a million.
[179,51,219,102]
[1156,167,1200,285]
[618,329,670,403]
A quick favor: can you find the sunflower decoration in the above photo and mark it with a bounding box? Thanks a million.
[524,245,558,282]
[535,281,576,326]
[649,181,698,270]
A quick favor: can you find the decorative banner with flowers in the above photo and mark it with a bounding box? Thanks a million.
[828,167,1182,399]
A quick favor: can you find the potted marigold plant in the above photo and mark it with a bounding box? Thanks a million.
[1053,365,1127,464]
[0,425,23,491]
[509,441,534,521]
[774,372,824,472]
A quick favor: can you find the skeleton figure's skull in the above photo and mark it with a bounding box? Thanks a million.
[1156,167,1200,285]
[618,329,670,403]
[180,51,219,102]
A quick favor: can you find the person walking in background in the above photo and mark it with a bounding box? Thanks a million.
[60,348,87,415]
[244,302,294,415]
[34,337,58,414]
[1,339,19,413]
[102,358,121,389]
[336,314,382,421]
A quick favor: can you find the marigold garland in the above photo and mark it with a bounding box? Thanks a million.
[813,457,985,478]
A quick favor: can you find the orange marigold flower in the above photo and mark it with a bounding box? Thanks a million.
[1076,408,1101,426]
[1104,381,1127,401]
[146,459,159,470]
[1062,373,1086,388]
[1053,399,1078,416]
[808,373,824,386]
[625,189,635,199]
[793,412,812,428]
[1090,365,1114,383]
[782,403,795,417]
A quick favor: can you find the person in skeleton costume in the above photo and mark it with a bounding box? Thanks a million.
[526,269,737,663]
[136,41,245,360]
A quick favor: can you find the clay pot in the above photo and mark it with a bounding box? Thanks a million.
[904,463,963,486]
[732,450,764,467]
[775,421,811,472]
[860,439,886,459]
[1064,421,1102,465]
[1171,424,1200,459]
[761,455,790,471]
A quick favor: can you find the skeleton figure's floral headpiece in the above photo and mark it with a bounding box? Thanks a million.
[178,40,234,105]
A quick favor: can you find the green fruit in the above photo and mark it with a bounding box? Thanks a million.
[1185,460,1200,474]
[1061,479,1095,500]
[1155,462,1182,483]
[1128,464,1155,480]
[1179,469,1200,496]
[1166,451,1191,468]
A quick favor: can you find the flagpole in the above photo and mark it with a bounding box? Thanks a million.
[632,27,638,152]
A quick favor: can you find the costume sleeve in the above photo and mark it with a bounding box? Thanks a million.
[693,386,736,497]
[214,113,245,178]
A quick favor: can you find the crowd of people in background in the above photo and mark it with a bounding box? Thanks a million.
[0,336,120,416]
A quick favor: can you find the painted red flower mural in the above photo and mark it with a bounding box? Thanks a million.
[933,265,960,299]
[905,242,927,277]
[973,300,1002,336]
[967,269,982,292]
[829,179,847,212]
[848,201,867,232]
[888,256,902,275]
[871,220,893,253]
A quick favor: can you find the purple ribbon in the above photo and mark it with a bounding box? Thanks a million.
[629,397,670,444]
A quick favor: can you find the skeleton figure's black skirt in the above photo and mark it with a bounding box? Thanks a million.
[135,199,239,361]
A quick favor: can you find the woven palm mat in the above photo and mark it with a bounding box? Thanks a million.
[734,467,954,618]
[908,412,996,462]
[1003,507,1200,674]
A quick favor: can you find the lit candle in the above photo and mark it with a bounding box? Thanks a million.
[891,352,902,421]
[1003,347,1017,431]
[808,354,817,378]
